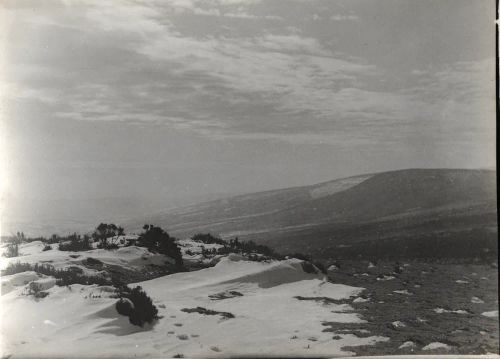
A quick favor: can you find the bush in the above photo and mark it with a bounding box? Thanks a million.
[42,244,52,251]
[181,306,234,319]
[1,262,110,286]
[191,233,225,245]
[138,225,183,267]
[4,243,19,258]
[116,286,158,327]
[92,223,124,249]
[58,234,92,251]
[115,298,134,316]
[3,232,24,258]
[26,281,49,299]
[222,237,278,258]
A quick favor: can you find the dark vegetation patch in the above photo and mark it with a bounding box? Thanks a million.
[2,262,110,286]
[322,260,499,355]
[209,290,243,300]
[115,285,159,327]
[181,306,235,319]
[139,225,183,268]
[58,234,92,251]
[294,296,352,305]
[84,257,103,267]
[191,233,226,245]
[24,281,50,299]
[2,232,24,258]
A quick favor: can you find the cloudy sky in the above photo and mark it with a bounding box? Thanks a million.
[0,0,495,214]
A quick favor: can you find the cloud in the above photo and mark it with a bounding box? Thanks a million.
[330,14,359,21]
[2,0,494,153]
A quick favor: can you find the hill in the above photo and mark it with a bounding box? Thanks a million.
[126,169,497,261]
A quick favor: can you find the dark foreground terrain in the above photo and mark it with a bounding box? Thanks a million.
[324,260,499,355]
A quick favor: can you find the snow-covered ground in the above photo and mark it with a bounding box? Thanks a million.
[0,241,387,358]
[1,239,171,276]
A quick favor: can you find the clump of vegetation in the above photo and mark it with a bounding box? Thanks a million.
[58,233,92,251]
[3,232,24,258]
[208,290,243,300]
[181,306,234,319]
[191,233,226,245]
[225,237,277,257]
[2,262,110,286]
[92,223,124,249]
[138,225,183,267]
[25,281,49,299]
[115,285,158,327]
[42,244,52,251]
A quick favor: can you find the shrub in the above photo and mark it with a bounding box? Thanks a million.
[116,286,158,327]
[26,281,49,299]
[138,225,183,267]
[181,306,234,319]
[2,262,33,275]
[58,234,92,251]
[3,232,24,258]
[4,243,19,258]
[115,298,134,316]
[191,233,225,245]
[1,262,110,286]
[42,244,52,251]
[221,237,278,258]
[92,223,124,249]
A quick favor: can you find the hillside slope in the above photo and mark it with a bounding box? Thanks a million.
[1,245,387,358]
[126,169,497,260]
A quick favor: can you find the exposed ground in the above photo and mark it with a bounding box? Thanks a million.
[1,240,498,357]
[324,259,499,355]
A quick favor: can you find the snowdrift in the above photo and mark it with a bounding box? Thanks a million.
[1,254,387,358]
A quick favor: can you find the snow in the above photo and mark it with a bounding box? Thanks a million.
[309,175,372,199]
[391,321,406,328]
[376,275,395,281]
[399,341,416,349]
[433,308,468,314]
[455,279,469,284]
[1,242,171,276]
[1,255,388,357]
[481,310,499,318]
[393,289,412,295]
[1,271,40,295]
[422,342,451,351]
[471,296,484,304]
[353,297,369,303]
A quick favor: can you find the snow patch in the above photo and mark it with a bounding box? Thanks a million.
[391,321,406,328]
[399,341,416,349]
[422,342,451,351]
[481,310,499,318]
[433,308,469,314]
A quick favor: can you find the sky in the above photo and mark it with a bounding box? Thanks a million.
[0,0,496,232]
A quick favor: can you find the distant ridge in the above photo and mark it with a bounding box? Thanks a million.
[125,168,497,260]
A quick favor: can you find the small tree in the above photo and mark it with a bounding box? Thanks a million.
[92,223,123,249]
[116,286,158,327]
[3,232,24,258]
[138,225,183,267]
